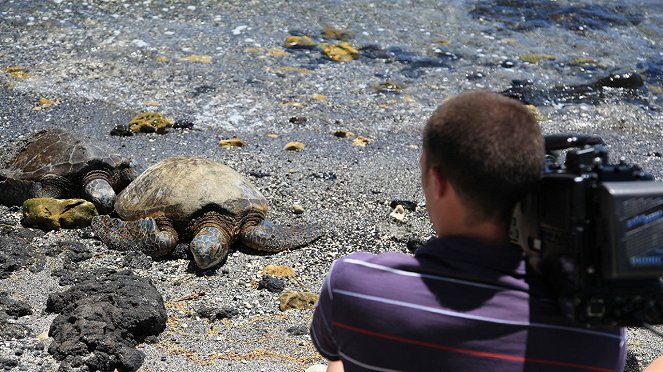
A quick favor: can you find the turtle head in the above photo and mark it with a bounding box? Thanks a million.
[84,178,116,214]
[190,226,231,269]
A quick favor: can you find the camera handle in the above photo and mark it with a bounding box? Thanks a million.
[544,133,604,151]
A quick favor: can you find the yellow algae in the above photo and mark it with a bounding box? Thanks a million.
[181,55,212,64]
[284,35,317,49]
[431,39,450,46]
[145,100,159,107]
[520,53,556,63]
[525,105,543,122]
[310,94,327,101]
[403,95,415,103]
[352,136,372,147]
[3,66,31,79]
[33,97,57,110]
[267,133,279,139]
[244,47,263,54]
[262,264,296,278]
[321,42,359,62]
[373,81,403,93]
[570,57,598,66]
[267,48,289,57]
[284,141,305,151]
[266,66,314,76]
[219,138,246,149]
[129,112,174,134]
[155,56,169,63]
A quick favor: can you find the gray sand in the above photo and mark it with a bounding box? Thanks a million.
[1,0,662,371]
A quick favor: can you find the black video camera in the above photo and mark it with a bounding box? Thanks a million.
[510,134,663,327]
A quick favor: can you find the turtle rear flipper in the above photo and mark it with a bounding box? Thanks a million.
[241,219,321,252]
[91,215,178,257]
[0,175,37,205]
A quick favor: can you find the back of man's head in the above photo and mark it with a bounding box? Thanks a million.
[422,90,544,225]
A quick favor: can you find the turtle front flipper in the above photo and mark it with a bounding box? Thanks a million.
[241,219,321,252]
[83,178,116,214]
[0,175,37,205]
[91,215,178,257]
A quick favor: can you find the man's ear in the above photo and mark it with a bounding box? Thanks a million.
[429,167,449,199]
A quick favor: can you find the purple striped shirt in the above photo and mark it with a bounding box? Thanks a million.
[310,236,626,371]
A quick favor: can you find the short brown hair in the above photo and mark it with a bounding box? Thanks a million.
[423,90,544,224]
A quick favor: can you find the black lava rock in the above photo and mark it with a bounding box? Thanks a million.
[0,291,33,317]
[286,325,308,336]
[0,233,43,279]
[257,275,286,293]
[46,270,167,372]
[110,124,134,137]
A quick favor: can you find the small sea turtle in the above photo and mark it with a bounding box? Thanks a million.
[0,129,142,213]
[91,156,320,269]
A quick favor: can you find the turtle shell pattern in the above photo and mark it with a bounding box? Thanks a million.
[115,156,268,223]
[5,129,129,181]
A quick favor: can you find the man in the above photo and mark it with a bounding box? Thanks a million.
[310,91,626,371]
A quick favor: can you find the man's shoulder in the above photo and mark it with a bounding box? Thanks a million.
[327,251,415,287]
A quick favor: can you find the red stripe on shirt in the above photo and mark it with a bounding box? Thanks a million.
[333,321,614,372]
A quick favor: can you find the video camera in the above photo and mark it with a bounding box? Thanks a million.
[510,133,663,327]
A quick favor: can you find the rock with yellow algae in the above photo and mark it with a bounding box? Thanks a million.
[262,265,296,278]
[352,136,372,147]
[333,129,354,138]
[525,105,543,122]
[267,133,279,139]
[284,35,317,49]
[284,141,305,151]
[520,53,556,63]
[321,42,359,62]
[129,112,174,134]
[219,138,246,149]
[267,48,289,57]
[33,97,57,111]
[22,198,98,230]
[2,66,31,79]
[279,291,319,311]
[373,81,403,93]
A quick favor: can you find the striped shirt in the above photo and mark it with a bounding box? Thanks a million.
[310,235,626,371]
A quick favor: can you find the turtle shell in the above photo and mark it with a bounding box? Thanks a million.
[115,156,268,223]
[5,129,129,180]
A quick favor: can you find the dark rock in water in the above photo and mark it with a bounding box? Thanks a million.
[110,124,134,137]
[46,270,167,372]
[173,118,195,129]
[359,45,393,60]
[192,85,216,97]
[501,72,648,106]
[0,291,33,317]
[289,116,307,124]
[196,305,239,321]
[258,275,286,293]
[470,0,643,32]
[501,60,516,68]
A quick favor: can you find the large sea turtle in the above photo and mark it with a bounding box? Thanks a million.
[91,156,320,269]
[0,129,142,213]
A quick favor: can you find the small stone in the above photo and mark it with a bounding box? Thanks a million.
[279,291,319,311]
[389,200,417,211]
[22,198,98,230]
[128,112,174,134]
[389,204,405,221]
[333,129,354,138]
[373,81,402,93]
[289,116,307,124]
[292,204,305,214]
[110,124,134,137]
[284,141,305,151]
[519,53,556,64]
[352,136,371,147]
[219,138,246,149]
[257,275,286,293]
[267,133,279,139]
[2,66,30,79]
[173,119,194,129]
[500,60,516,68]
[286,325,308,336]
[525,105,542,121]
[284,35,317,49]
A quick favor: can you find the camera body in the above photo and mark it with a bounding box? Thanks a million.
[510,134,663,327]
